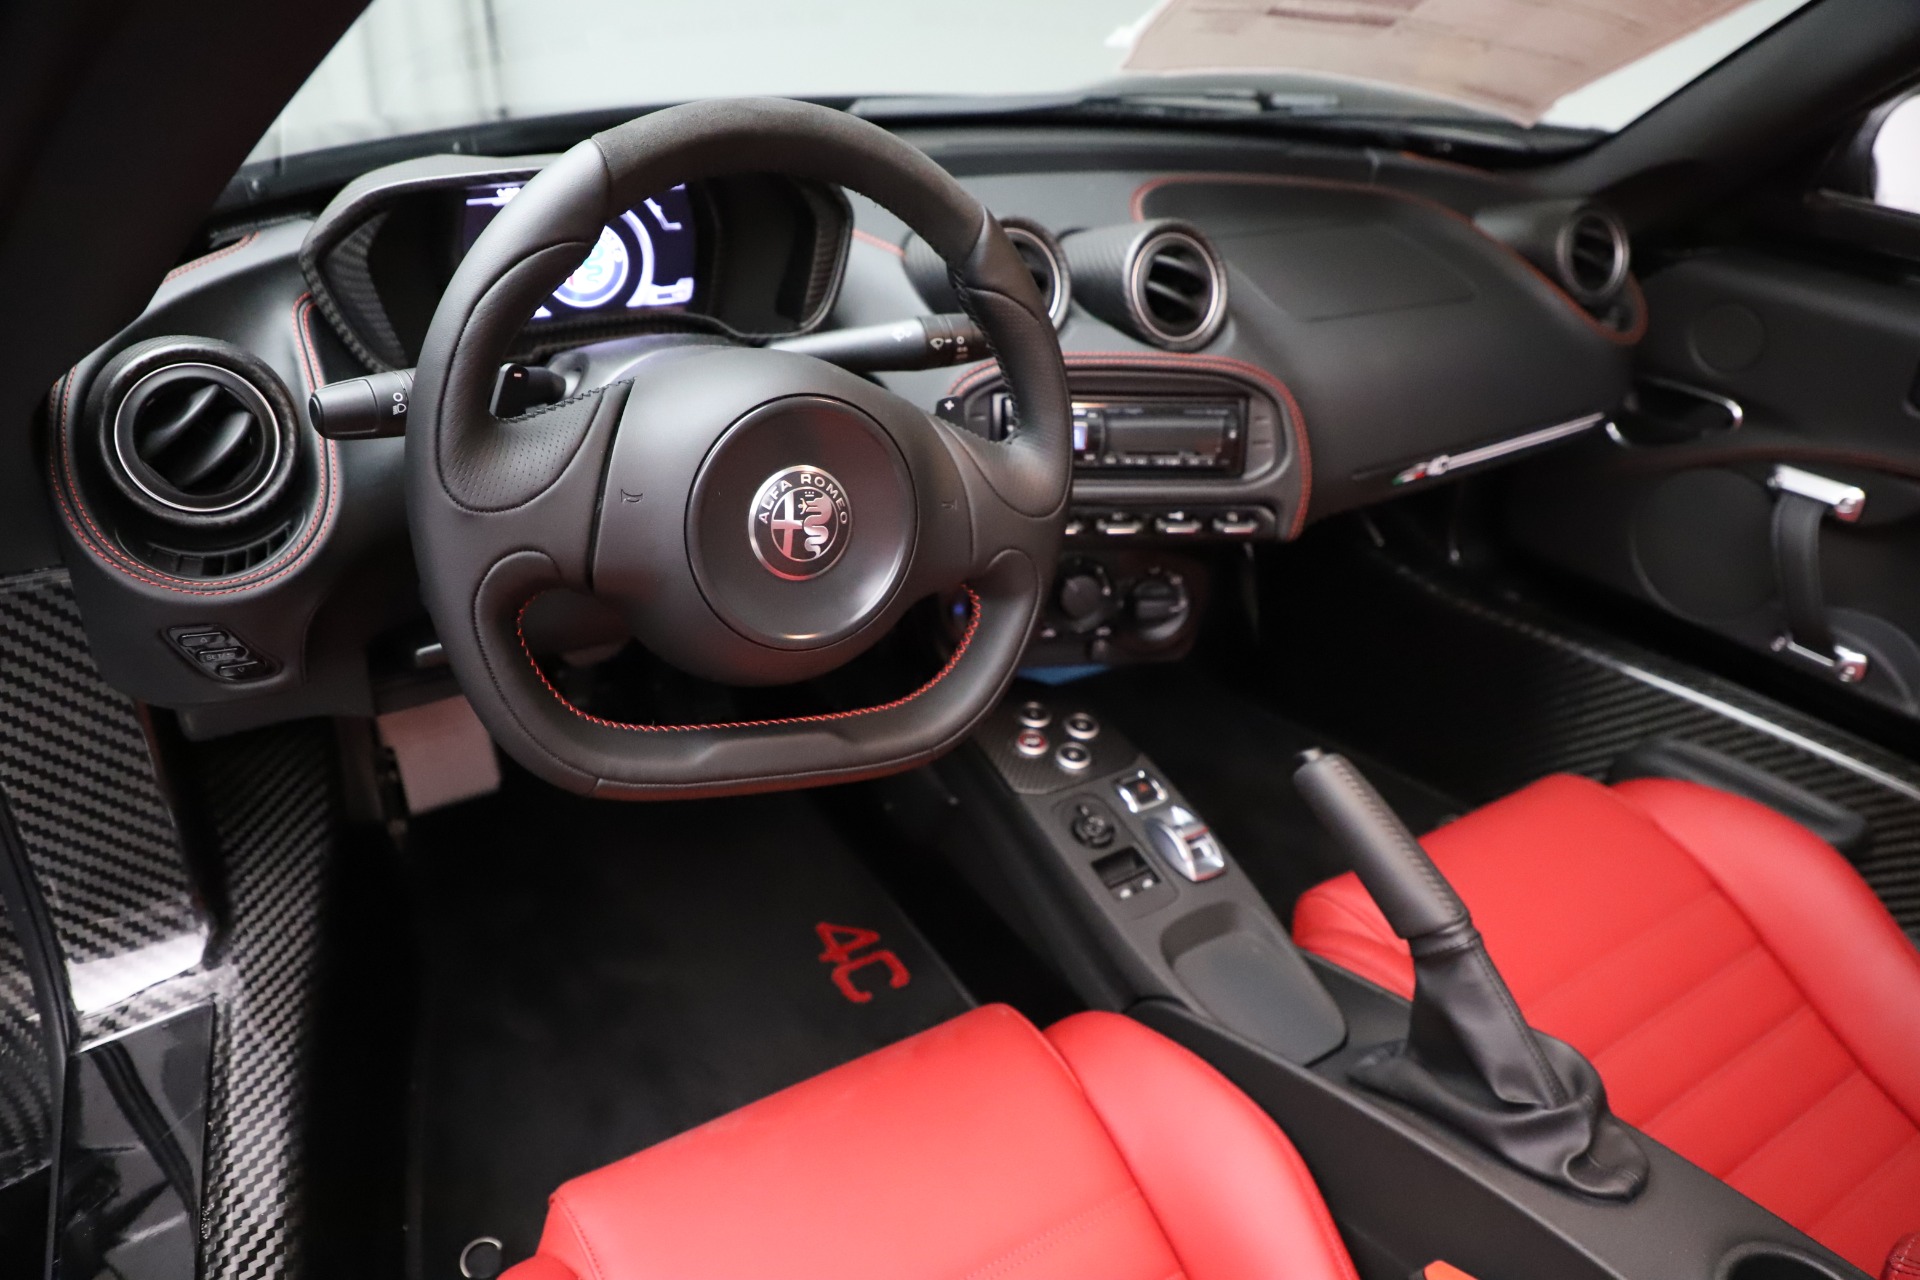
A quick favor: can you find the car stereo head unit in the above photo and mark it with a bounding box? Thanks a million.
[992,394,1246,473]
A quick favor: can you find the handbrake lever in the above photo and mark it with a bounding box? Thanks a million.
[1294,749,1647,1201]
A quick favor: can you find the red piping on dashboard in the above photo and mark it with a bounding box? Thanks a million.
[44,291,342,598]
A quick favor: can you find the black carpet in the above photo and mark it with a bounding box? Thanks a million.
[406,770,972,1279]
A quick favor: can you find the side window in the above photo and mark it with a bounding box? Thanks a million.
[1871,93,1920,216]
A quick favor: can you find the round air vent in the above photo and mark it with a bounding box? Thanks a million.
[901,215,1072,330]
[1063,220,1228,351]
[1000,218,1072,330]
[116,365,280,514]
[88,337,299,530]
[1128,226,1226,348]
[1557,207,1630,306]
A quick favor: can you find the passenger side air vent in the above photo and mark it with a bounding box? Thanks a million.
[1063,220,1228,351]
[1474,198,1633,316]
[1558,207,1630,307]
[73,337,307,579]
[902,215,1073,330]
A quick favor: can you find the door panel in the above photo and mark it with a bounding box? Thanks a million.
[1506,246,1920,716]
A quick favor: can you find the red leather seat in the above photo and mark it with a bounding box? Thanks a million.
[1293,773,1920,1275]
[500,1003,1360,1280]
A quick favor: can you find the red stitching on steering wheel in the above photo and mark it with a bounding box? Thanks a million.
[516,586,982,733]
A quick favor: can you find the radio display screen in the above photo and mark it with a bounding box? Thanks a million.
[460,181,697,322]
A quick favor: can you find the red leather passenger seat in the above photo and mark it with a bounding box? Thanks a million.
[501,1003,1359,1280]
[1293,774,1920,1274]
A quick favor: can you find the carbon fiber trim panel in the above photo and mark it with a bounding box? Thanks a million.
[0,567,332,1277]
[1266,536,1920,939]
[0,910,50,1191]
[191,721,331,1280]
[0,572,206,1014]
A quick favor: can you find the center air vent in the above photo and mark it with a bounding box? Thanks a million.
[88,337,300,531]
[1063,220,1228,352]
[1000,218,1072,330]
[1559,208,1630,306]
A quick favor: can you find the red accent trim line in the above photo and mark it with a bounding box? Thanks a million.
[945,351,1313,538]
[851,228,906,259]
[1128,171,1646,347]
[517,586,982,733]
[45,292,342,597]
[161,231,259,285]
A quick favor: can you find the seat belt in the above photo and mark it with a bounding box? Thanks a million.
[1768,465,1868,684]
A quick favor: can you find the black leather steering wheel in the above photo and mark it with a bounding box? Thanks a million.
[406,98,1070,799]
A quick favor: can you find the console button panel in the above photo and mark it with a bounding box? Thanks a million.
[165,625,278,682]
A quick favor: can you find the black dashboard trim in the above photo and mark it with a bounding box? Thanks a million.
[1129,171,1646,348]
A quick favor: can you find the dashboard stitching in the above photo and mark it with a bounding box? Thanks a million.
[44,297,341,596]
[945,351,1313,538]
[1128,172,1647,347]
[515,585,981,733]
[160,231,258,285]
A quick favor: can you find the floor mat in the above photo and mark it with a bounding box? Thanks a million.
[1073,664,1460,919]
[406,770,972,1279]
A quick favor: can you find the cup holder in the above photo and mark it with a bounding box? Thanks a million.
[1720,1243,1858,1280]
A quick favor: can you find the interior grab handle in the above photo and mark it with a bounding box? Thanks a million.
[1768,465,1868,684]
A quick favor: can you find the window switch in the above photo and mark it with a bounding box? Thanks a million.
[1091,847,1160,900]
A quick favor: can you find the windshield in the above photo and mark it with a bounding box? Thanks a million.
[252,0,1815,163]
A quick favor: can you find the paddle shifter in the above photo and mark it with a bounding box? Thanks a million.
[1292,749,1648,1201]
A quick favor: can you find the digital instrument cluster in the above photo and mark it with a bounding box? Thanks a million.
[460,181,698,322]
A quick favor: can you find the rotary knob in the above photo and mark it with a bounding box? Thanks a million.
[1053,560,1114,634]
[1127,572,1190,643]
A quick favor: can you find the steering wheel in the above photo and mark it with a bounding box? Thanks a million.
[406,99,1070,799]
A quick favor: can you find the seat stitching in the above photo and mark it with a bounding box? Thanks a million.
[1584,942,1767,1064]
[1720,1068,1863,1189]
[1807,1129,1920,1237]
[1635,1004,1818,1147]
[1520,887,1726,1012]
[1617,788,1920,1132]
[552,1194,608,1280]
[960,1188,1147,1280]
[1046,1022,1362,1280]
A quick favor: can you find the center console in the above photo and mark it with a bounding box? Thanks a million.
[926,690,1871,1280]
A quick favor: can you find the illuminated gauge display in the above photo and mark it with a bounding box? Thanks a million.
[461,181,697,321]
[552,226,631,310]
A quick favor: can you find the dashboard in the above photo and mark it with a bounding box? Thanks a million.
[40,124,1638,736]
